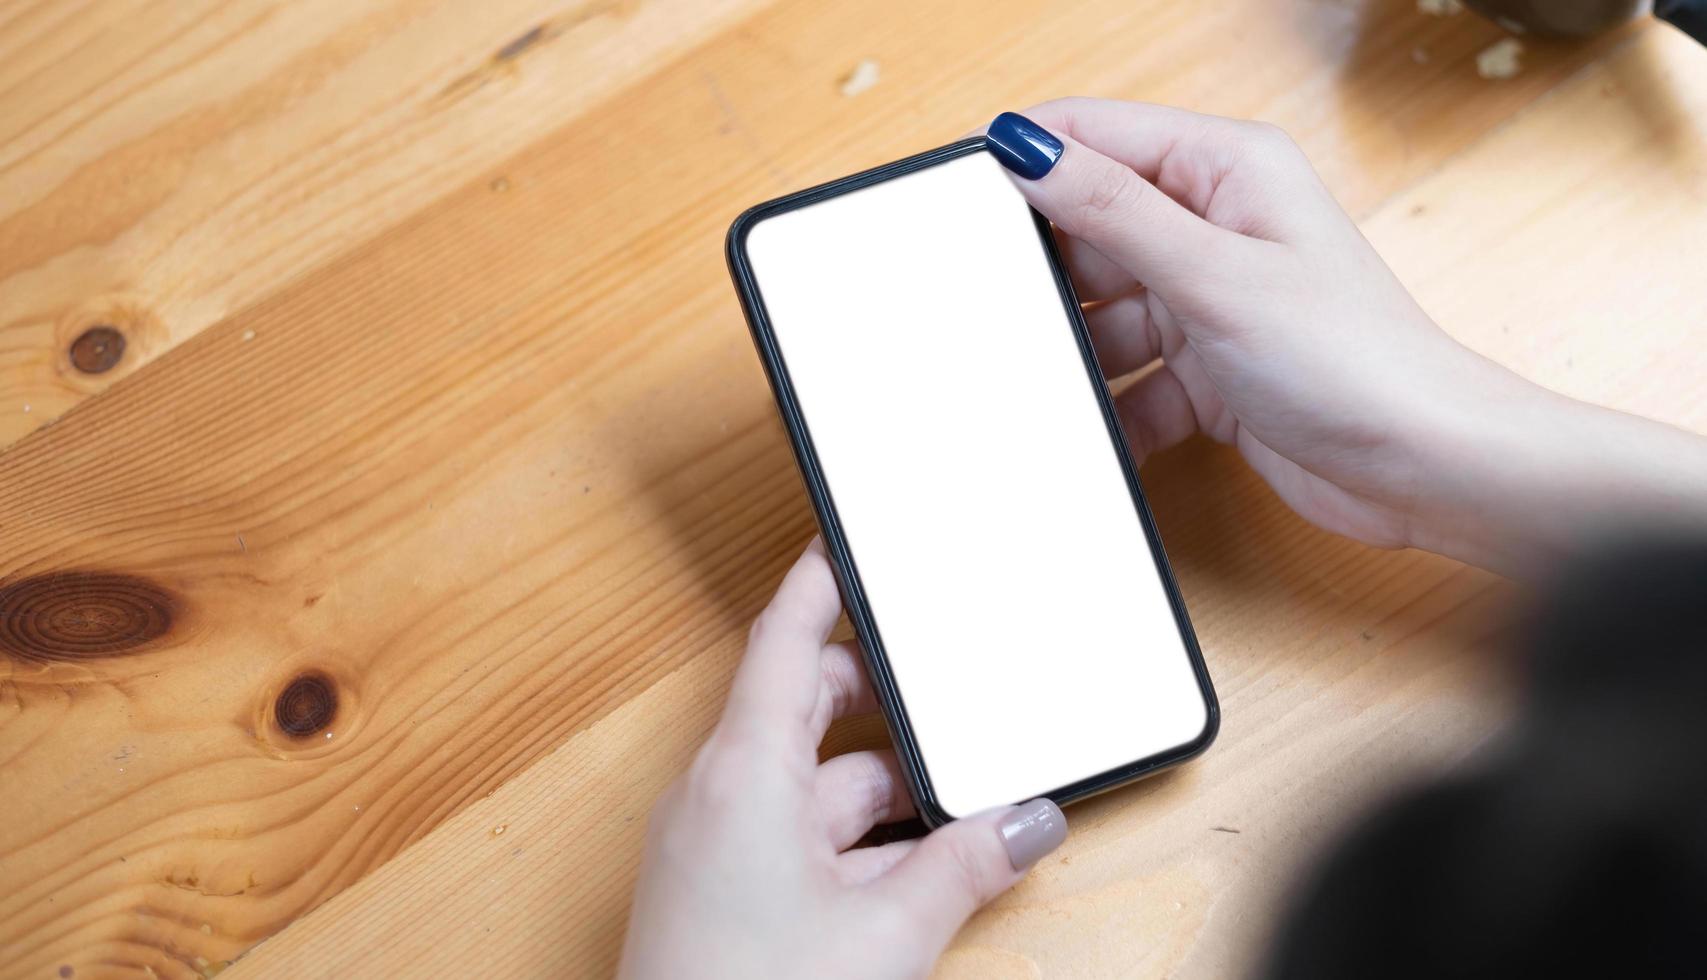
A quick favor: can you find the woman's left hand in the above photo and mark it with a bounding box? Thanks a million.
[619,540,1067,979]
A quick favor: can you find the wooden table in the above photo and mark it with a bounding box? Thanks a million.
[3,1,1704,976]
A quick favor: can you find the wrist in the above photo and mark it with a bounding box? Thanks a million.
[1403,358,1707,578]
[1404,369,1571,575]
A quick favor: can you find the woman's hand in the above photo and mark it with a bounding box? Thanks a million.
[618,540,1066,980]
[985,100,1707,577]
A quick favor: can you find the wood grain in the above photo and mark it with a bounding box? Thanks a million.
[0,0,766,447]
[228,474,1520,979]
[235,25,1707,978]
[1,0,1696,977]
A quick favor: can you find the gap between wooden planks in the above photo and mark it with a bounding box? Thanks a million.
[230,23,1707,980]
[0,0,1684,976]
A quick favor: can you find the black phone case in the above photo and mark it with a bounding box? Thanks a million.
[725,136,1218,827]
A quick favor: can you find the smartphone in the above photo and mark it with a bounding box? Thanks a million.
[726,137,1217,826]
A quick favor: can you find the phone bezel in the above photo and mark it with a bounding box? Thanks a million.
[725,136,1219,827]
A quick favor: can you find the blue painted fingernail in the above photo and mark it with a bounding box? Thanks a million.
[986,112,1063,180]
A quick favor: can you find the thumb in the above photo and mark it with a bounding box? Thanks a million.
[985,111,1233,294]
[873,799,1067,946]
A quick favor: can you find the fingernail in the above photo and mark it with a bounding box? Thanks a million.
[986,112,1064,180]
[999,798,1068,870]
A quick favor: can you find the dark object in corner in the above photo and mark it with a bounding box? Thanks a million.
[1260,535,1707,979]
[1656,0,1707,41]
[1463,0,1706,43]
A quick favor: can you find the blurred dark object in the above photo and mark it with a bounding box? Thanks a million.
[1464,0,1707,42]
[1260,534,1707,979]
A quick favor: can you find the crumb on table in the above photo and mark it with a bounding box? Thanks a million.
[1477,38,1525,80]
[839,59,881,97]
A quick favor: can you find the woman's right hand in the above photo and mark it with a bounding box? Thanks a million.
[985,100,1707,577]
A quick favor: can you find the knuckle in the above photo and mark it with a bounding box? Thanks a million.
[1080,164,1140,220]
[819,652,860,713]
[819,655,851,714]
[853,755,896,820]
[1238,121,1304,166]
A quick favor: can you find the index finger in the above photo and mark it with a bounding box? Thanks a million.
[1020,99,1234,181]
[1019,97,1337,240]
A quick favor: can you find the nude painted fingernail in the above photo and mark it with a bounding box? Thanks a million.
[999,798,1068,870]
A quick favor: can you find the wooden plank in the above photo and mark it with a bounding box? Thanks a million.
[0,0,769,448]
[233,22,1707,979]
[0,0,1660,976]
[229,518,1516,979]
[0,0,1615,450]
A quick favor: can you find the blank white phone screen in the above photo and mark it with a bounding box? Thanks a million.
[743,148,1210,818]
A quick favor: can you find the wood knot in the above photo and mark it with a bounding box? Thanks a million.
[275,672,338,738]
[69,325,127,374]
[0,571,177,664]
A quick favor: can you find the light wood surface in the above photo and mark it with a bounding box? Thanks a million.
[0,0,766,447]
[2,1,1702,977]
